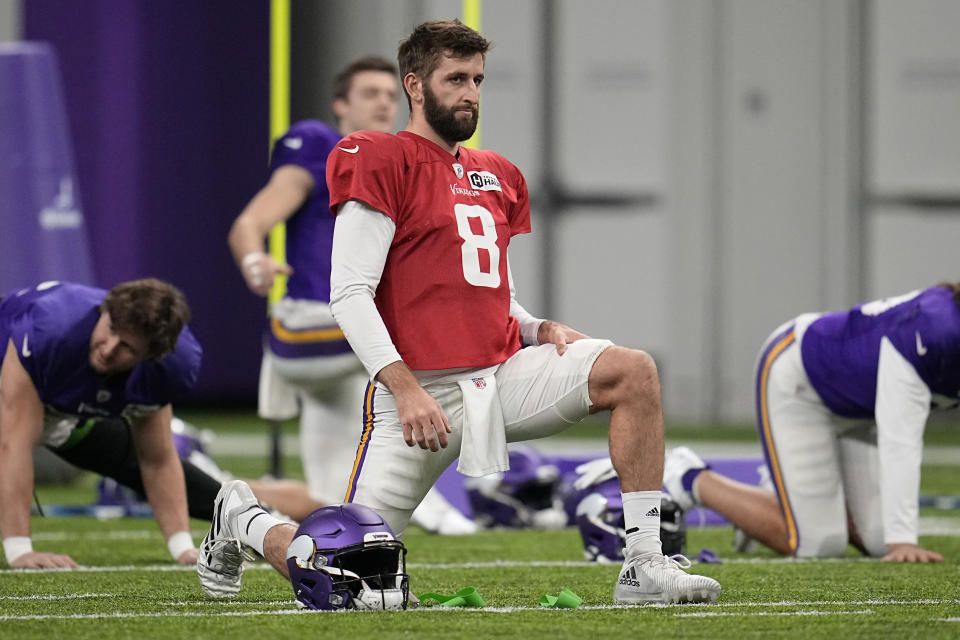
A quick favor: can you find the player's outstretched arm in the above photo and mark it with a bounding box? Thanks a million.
[0,340,78,569]
[376,361,451,452]
[228,165,311,295]
[132,404,197,565]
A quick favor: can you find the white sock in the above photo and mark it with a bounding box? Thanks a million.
[237,507,287,557]
[622,490,663,558]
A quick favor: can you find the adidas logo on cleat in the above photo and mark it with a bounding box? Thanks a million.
[645,507,659,517]
[618,566,641,587]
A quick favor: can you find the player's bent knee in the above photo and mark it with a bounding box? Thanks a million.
[589,345,661,409]
[858,528,887,558]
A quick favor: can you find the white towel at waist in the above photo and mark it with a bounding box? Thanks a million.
[455,374,509,477]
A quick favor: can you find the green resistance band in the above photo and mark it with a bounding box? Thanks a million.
[418,587,486,608]
[538,589,582,609]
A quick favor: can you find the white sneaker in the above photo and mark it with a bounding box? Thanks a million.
[662,447,707,511]
[411,487,478,536]
[613,552,721,604]
[197,480,258,598]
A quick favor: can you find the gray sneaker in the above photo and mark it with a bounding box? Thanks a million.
[613,552,721,604]
[197,480,258,598]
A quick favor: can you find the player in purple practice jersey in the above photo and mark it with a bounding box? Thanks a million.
[228,57,473,533]
[665,283,960,562]
[0,279,219,569]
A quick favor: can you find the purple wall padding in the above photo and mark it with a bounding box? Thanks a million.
[0,42,95,292]
[24,1,271,403]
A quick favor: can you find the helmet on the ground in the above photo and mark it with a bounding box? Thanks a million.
[464,445,567,529]
[567,474,626,562]
[285,503,409,611]
[564,457,687,562]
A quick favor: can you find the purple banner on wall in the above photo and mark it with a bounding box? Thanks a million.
[0,42,94,293]
[24,1,271,404]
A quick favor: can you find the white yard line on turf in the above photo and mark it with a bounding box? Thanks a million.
[2,600,958,621]
[0,610,309,621]
[0,593,113,601]
[675,610,874,618]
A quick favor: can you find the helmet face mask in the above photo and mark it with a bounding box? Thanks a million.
[286,504,410,611]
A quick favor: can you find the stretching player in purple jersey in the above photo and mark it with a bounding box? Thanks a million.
[228,57,474,533]
[664,283,960,562]
[0,279,218,568]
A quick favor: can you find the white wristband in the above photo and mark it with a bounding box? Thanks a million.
[3,536,33,563]
[166,531,195,560]
[241,251,266,269]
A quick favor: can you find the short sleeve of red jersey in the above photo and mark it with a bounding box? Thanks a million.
[507,163,532,237]
[326,131,405,222]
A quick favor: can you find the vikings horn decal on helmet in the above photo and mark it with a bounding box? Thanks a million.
[464,445,568,529]
[565,473,626,562]
[563,457,687,562]
[285,503,409,611]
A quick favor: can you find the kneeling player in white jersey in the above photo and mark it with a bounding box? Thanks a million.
[198,19,720,606]
[664,283,960,562]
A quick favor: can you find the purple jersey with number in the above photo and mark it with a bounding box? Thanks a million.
[0,282,202,421]
[801,286,960,418]
[270,120,343,302]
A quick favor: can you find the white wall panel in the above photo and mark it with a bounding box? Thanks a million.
[868,207,960,297]
[554,209,669,356]
[0,0,21,42]
[870,0,960,195]
[556,0,667,193]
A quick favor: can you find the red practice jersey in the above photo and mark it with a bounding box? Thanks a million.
[327,131,531,370]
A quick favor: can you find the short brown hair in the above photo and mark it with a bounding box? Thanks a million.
[101,278,191,359]
[333,56,397,101]
[938,281,960,306]
[397,19,492,108]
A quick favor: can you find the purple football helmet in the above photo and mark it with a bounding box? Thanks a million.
[285,503,409,611]
[564,459,687,562]
[465,445,567,529]
[566,475,626,562]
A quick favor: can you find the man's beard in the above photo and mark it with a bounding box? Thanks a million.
[423,83,478,145]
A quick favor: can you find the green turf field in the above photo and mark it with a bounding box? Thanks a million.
[3,412,958,638]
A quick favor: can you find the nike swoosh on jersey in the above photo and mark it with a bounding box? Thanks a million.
[338,145,360,154]
[916,331,928,356]
[283,137,303,150]
[22,334,32,358]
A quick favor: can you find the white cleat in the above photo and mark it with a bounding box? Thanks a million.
[197,480,258,598]
[662,446,708,511]
[410,487,478,536]
[613,552,721,604]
